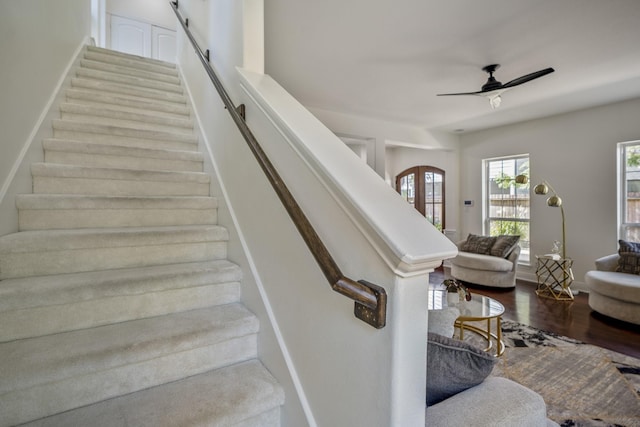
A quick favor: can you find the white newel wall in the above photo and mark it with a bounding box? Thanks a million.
[173,1,457,425]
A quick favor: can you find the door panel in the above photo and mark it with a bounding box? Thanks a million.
[110,15,151,57]
[110,15,176,62]
[152,26,177,62]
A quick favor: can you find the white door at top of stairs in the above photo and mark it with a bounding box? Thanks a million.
[109,14,176,63]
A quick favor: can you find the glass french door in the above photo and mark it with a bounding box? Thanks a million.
[396,166,445,231]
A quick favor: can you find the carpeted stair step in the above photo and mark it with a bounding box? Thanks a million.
[80,58,181,85]
[71,77,186,104]
[84,47,178,77]
[42,139,203,172]
[16,194,216,230]
[86,45,177,68]
[31,163,209,196]
[0,304,259,427]
[52,118,198,150]
[59,102,194,131]
[19,360,284,427]
[0,260,242,341]
[76,67,184,94]
[66,87,191,116]
[0,225,227,279]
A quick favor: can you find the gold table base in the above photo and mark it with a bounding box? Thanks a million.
[535,256,574,301]
[454,316,505,357]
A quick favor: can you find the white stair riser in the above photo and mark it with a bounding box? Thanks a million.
[0,335,257,427]
[0,282,240,341]
[44,150,203,172]
[33,177,209,197]
[0,242,226,279]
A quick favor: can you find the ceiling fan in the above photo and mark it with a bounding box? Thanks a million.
[437,64,555,109]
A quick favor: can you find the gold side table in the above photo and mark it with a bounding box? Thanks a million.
[535,255,574,301]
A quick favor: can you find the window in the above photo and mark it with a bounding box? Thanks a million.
[396,166,445,231]
[619,141,640,241]
[484,155,530,263]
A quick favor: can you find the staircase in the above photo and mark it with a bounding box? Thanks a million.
[0,46,283,427]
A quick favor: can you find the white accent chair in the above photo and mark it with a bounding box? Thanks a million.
[449,241,520,288]
[584,254,640,325]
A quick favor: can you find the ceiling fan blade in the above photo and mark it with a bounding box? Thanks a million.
[436,90,484,96]
[502,67,555,89]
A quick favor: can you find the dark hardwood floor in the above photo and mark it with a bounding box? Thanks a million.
[430,267,640,359]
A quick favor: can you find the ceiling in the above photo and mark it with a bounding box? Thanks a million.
[264,0,640,134]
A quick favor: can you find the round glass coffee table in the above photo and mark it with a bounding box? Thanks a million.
[454,294,505,356]
[428,290,506,356]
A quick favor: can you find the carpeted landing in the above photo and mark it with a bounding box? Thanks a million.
[494,320,640,427]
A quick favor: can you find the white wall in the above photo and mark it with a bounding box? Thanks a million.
[172,1,308,426]
[459,97,640,289]
[174,1,457,424]
[310,107,459,179]
[106,0,175,29]
[0,0,91,237]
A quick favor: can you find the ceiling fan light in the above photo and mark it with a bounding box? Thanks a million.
[489,94,501,109]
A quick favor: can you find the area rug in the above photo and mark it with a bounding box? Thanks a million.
[493,320,640,427]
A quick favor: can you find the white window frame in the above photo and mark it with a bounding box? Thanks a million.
[618,140,640,241]
[483,154,530,264]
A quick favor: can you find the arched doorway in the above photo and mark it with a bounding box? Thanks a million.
[396,166,445,230]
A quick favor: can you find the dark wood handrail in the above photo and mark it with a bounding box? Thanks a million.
[170,1,386,328]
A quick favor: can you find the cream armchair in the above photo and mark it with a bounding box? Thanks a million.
[449,239,520,288]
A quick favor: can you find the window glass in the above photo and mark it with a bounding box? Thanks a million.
[620,141,640,241]
[484,155,530,263]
